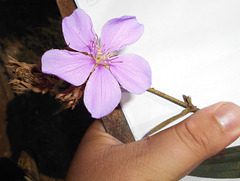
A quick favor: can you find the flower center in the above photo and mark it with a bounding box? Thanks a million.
[91,35,117,69]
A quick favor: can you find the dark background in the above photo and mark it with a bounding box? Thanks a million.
[0,0,94,179]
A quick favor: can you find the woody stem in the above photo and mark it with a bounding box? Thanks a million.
[144,88,199,138]
[147,88,188,108]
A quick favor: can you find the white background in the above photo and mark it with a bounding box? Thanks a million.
[75,0,240,180]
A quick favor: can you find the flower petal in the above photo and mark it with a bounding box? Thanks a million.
[101,16,144,52]
[84,65,121,118]
[41,49,95,86]
[62,8,96,53]
[110,54,152,94]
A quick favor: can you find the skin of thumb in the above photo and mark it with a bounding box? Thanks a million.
[66,102,240,181]
[143,102,240,180]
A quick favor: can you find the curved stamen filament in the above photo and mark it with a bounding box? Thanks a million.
[90,35,119,67]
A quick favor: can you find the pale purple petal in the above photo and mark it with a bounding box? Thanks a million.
[62,8,96,53]
[84,65,121,118]
[41,49,95,86]
[110,54,151,94]
[101,16,144,53]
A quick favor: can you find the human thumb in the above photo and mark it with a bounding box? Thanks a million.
[142,102,240,180]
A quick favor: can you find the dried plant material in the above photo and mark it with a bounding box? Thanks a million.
[7,56,59,94]
[18,151,40,181]
[56,85,84,109]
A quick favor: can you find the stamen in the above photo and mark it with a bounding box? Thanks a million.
[109,60,123,64]
[90,37,120,68]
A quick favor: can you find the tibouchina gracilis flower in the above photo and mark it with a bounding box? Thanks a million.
[41,8,152,118]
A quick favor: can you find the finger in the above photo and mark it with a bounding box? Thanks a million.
[140,102,240,180]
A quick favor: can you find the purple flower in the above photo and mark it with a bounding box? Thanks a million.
[41,8,151,118]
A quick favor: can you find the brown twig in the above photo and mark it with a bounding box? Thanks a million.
[144,88,199,138]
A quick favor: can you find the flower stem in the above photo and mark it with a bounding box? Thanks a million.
[147,88,189,108]
[144,88,199,138]
[144,108,191,138]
